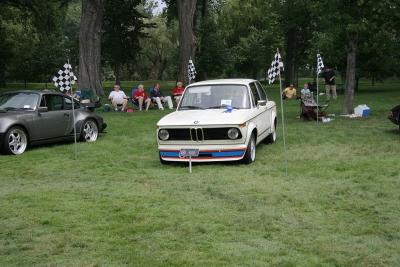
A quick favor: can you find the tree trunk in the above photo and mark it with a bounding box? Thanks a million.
[78,0,104,95]
[342,37,358,114]
[284,28,296,86]
[177,0,197,85]
[114,64,120,85]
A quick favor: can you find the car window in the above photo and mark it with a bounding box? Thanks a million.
[0,93,39,110]
[255,82,268,101]
[40,96,46,107]
[42,95,64,111]
[64,96,79,110]
[249,83,260,106]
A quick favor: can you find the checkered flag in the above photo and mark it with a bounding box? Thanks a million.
[267,51,284,84]
[317,54,324,74]
[52,63,77,92]
[188,58,196,82]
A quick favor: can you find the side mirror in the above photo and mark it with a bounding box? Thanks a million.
[257,100,267,106]
[38,107,48,113]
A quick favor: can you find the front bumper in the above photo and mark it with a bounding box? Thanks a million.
[159,144,247,162]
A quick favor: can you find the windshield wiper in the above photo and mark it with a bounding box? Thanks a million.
[206,105,241,109]
[179,105,205,110]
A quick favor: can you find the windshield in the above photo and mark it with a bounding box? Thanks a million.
[179,84,250,110]
[0,93,39,110]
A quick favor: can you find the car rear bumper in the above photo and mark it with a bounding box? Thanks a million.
[388,113,399,125]
[101,122,107,132]
[159,144,247,162]
[0,133,4,148]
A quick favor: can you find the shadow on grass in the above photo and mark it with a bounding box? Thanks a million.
[25,133,107,152]
[383,128,400,135]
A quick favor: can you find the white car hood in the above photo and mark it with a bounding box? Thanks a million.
[157,109,252,126]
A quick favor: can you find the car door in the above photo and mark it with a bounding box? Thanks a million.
[249,82,268,139]
[255,81,273,131]
[31,94,72,140]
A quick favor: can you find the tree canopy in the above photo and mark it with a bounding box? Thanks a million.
[0,0,399,110]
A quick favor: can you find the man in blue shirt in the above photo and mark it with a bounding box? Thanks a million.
[150,83,173,110]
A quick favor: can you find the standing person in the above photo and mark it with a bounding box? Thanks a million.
[282,84,297,99]
[150,83,174,110]
[108,84,128,111]
[133,84,151,111]
[171,81,184,106]
[322,67,337,100]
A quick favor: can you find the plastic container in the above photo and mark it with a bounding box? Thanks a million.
[354,104,370,117]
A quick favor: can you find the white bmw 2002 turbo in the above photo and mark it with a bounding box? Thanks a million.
[156,79,277,164]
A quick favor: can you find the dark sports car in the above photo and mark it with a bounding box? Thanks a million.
[0,90,107,155]
[388,104,400,130]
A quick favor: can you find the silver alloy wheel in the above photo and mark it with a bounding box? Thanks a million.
[250,136,256,161]
[8,128,28,155]
[82,120,98,142]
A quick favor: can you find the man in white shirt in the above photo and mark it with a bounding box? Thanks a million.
[108,84,128,111]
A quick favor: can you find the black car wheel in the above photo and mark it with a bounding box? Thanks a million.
[80,119,99,142]
[242,133,256,164]
[3,126,28,155]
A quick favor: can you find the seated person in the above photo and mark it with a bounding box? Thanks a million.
[108,84,128,111]
[133,84,151,111]
[301,83,312,99]
[282,84,296,99]
[171,81,184,105]
[150,83,173,110]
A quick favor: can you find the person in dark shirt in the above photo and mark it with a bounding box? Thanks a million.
[150,83,173,110]
[322,67,337,100]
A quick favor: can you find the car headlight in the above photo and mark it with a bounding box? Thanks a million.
[158,129,170,140]
[227,128,239,140]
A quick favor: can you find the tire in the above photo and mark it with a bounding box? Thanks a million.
[265,119,277,144]
[242,133,256,164]
[80,119,99,142]
[3,126,28,155]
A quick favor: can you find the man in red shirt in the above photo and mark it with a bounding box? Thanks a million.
[133,84,151,111]
[171,81,184,106]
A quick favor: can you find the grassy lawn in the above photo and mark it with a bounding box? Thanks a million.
[0,80,399,266]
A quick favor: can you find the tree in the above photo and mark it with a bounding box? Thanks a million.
[313,0,398,114]
[218,0,280,79]
[78,0,104,95]
[102,0,147,84]
[136,16,178,80]
[0,0,69,86]
[176,0,197,84]
[196,4,228,80]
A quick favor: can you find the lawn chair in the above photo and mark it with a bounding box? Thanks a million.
[79,89,101,111]
[300,95,328,121]
[130,87,155,110]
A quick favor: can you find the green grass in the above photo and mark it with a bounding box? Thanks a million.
[0,80,399,266]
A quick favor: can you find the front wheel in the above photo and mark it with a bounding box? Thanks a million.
[3,126,28,155]
[242,134,256,164]
[80,119,99,142]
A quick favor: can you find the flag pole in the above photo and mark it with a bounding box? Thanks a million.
[277,48,288,175]
[316,52,319,124]
[67,57,78,159]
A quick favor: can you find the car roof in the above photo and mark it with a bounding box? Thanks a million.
[187,79,258,87]
[0,90,63,96]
